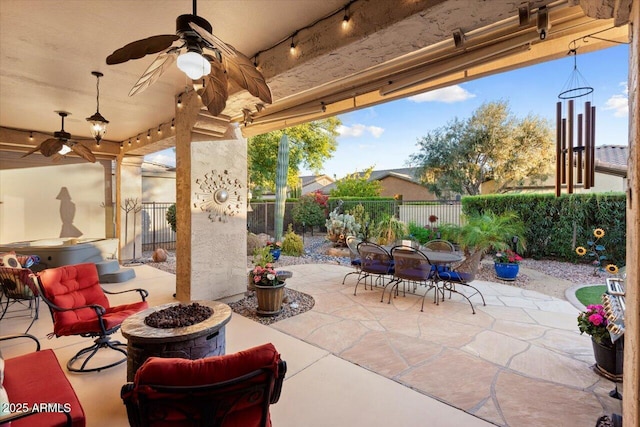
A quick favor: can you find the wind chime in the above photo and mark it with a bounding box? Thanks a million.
[556,45,596,196]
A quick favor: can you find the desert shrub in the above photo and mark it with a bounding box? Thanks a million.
[292,192,327,229]
[282,224,304,256]
[407,222,438,244]
[166,203,177,233]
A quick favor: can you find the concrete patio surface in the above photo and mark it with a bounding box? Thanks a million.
[0,263,621,426]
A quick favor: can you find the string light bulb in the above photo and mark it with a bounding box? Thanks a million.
[342,7,350,29]
[170,118,175,130]
[128,139,132,146]
[120,142,124,150]
[136,135,140,143]
[29,131,34,141]
[147,129,151,140]
[290,37,296,55]
[177,95,182,107]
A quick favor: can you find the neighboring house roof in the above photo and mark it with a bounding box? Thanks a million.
[299,174,334,187]
[595,145,628,177]
[319,167,422,193]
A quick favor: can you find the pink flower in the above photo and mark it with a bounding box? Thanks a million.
[253,275,261,283]
[588,313,604,326]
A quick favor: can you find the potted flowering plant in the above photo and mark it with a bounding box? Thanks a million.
[266,241,282,261]
[493,249,523,281]
[578,304,620,379]
[250,247,286,316]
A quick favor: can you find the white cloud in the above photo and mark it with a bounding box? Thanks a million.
[337,124,385,138]
[408,85,476,103]
[145,153,176,167]
[603,82,628,117]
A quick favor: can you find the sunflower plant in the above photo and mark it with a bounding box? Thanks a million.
[575,228,618,276]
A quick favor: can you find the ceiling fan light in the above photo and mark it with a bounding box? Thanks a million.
[177,51,211,80]
[58,144,72,155]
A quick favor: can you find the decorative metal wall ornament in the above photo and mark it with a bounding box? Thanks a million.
[194,169,243,223]
[555,46,596,196]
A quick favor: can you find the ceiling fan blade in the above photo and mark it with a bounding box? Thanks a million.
[40,138,64,157]
[128,48,180,97]
[189,22,272,104]
[69,143,96,163]
[21,141,46,158]
[106,35,180,65]
[222,49,272,104]
[195,60,228,116]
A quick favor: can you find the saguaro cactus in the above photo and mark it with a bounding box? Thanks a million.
[274,134,290,242]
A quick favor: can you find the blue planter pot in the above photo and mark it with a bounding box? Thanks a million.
[270,248,281,261]
[494,262,519,281]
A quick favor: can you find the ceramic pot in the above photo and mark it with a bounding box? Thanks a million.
[255,282,286,316]
[494,262,519,280]
[270,248,281,261]
[591,338,623,381]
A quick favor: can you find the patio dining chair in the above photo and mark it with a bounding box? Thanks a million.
[342,235,362,284]
[437,250,486,314]
[423,239,455,252]
[354,241,396,297]
[0,264,40,333]
[389,246,438,305]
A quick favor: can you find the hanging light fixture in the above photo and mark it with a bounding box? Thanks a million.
[86,71,109,144]
[176,44,211,80]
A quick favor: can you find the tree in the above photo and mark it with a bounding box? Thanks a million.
[248,118,341,192]
[330,166,382,197]
[408,101,555,196]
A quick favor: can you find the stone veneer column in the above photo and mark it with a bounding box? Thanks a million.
[624,1,639,424]
[115,155,144,261]
[175,90,248,301]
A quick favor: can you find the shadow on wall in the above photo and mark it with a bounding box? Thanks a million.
[57,187,83,238]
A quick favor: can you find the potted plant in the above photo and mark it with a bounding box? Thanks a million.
[266,240,282,261]
[250,247,287,316]
[493,249,523,280]
[578,304,621,380]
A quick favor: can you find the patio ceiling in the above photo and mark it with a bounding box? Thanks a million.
[0,0,631,163]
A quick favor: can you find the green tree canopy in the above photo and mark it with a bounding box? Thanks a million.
[330,166,382,197]
[248,118,341,193]
[408,100,555,197]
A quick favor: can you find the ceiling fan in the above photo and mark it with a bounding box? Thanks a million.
[106,0,272,116]
[22,111,96,163]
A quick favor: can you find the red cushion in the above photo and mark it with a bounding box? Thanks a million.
[4,349,85,427]
[37,263,148,336]
[132,343,281,427]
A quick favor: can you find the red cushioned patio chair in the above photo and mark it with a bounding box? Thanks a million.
[35,262,148,373]
[121,342,287,427]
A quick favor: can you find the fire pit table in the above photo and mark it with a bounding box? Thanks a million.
[121,300,232,381]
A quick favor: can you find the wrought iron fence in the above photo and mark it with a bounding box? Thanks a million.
[141,202,176,251]
[141,199,462,244]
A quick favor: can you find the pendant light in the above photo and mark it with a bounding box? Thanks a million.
[86,71,109,145]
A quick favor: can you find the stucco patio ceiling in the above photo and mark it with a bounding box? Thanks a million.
[0,0,630,162]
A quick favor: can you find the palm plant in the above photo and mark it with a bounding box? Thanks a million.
[373,215,408,245]
[440,211,526,256]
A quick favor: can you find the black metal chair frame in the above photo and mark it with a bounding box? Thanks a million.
[35,277,149,373]
[0,266,40,333]
[390,246,440,306]
[436,250,486,314]
[342,235,362,285]
[355,241,397,298]
[423,239,456,252]
[121,360,287,427]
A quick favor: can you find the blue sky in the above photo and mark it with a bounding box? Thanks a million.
[146,44,629,179]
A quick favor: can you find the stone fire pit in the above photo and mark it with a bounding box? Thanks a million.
[121,300,232,381]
